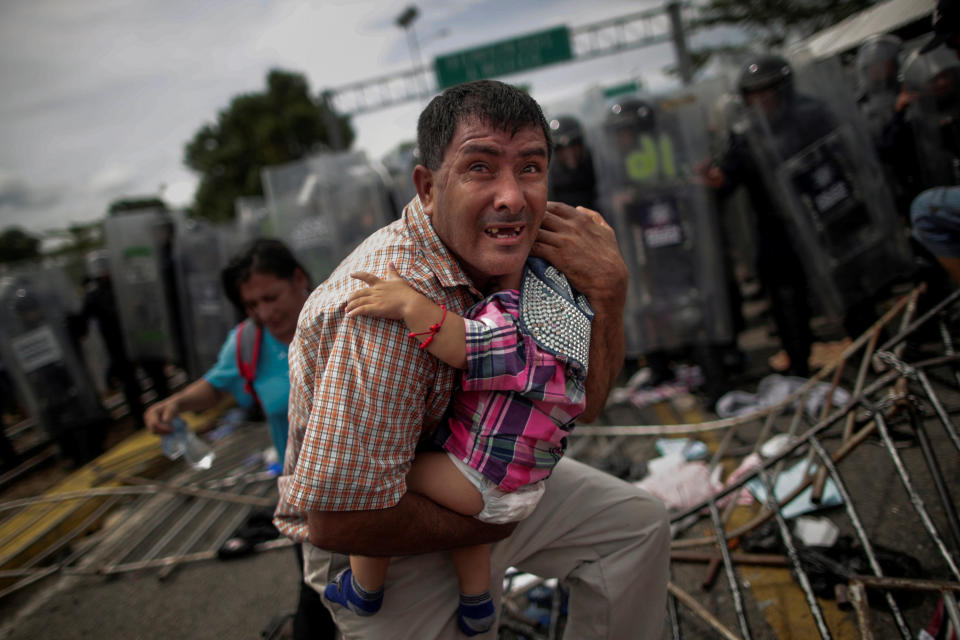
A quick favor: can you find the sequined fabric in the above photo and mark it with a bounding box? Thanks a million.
[519,257,594,376]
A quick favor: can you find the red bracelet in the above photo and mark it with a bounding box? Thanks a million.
[408,304,447,350]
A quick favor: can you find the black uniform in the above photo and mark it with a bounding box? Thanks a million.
[79,276,149,426]
[717,93,838,377]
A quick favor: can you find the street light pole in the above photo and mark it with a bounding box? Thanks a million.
[395,5,429,99]
[667,1,693,85]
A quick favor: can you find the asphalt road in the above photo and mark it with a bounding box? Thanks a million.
[0,544,302,640]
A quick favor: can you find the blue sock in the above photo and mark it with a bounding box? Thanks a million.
[323,568,383,616]
[457,591,495,636]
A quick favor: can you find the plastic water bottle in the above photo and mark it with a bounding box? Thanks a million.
[161,417,215,470]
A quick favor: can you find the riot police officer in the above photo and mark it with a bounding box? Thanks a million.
[76,250,149,426]
[705,53,913,374]
[0,274,108,464]
[701,54,836,377]
[603,98,661,183]
[856,34,904,142]
[601,95,737,393]
[907,0,960,285]
[900,45,960,187]
[547,115,598,212]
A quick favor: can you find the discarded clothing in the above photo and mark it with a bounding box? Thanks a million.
[714,373,850,419]
[740,526,924,609]
[608,365,704,409]
[655,438,708,461]
[745,458,843,519]
[635,454,754,512]
[635,457,720,511]
[723,453,765,507]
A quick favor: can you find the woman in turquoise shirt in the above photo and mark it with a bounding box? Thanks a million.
[144,238,336,640]
[145,239,307,460]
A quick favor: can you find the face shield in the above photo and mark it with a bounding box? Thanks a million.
[855,35,903,95]
[901,46,960,94]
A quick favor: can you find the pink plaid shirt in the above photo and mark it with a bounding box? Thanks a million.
[440,290,586,492]
[274,196,481,542]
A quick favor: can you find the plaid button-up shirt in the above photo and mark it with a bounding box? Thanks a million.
[275,196,481,542]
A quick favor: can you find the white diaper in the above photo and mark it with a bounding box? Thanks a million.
[447,453,546,524]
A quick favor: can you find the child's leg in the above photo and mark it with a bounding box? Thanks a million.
[408,452,495,636]
[406,451,484,516]
[323,555,388,616]
[323,452,482,619]
[351,555,390,593]
[451,544,495,636]
[450,544,491,595]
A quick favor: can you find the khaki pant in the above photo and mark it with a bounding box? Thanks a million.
[303,456,670,639]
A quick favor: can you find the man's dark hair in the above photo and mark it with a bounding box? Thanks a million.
[416,80,552,170]
[221,238,311,315]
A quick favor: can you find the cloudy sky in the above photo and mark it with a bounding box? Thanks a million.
[0,0,703,236]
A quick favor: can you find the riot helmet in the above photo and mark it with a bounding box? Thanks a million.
[549,115,590,174]
[738,54,794,96]
[737,54,794,121]
[901,46,960,111]
[8,282,43,325]
[605,98,656,153]
[855,34,903,95]
[549,116,584,149]
[606,99,656,132]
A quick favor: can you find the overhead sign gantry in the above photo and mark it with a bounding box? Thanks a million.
[327,3,691,115]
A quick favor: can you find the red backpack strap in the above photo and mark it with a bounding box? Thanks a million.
[235,318,263,406]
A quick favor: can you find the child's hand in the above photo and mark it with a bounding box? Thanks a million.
[347,262,422,320]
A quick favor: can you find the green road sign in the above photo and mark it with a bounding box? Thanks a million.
[602,81,641,99]
[434,26,573,89]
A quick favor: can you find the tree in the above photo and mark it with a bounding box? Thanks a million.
[66,222,102,250]
[184,69,355,223]
[692,0,879,50]
[108,197,167,215]
[42,221,105,259]
[0,227,41,263]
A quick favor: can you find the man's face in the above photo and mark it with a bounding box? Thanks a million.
[746,87,781,119]
[416,117,549,290]
[868,59,896,86]
[556,143,583,169]
[615,127,635,153]
[931,69,957,98]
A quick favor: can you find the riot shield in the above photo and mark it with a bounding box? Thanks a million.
[594,92,733,357]
[262,151,396,284]
[103,208,183,363]
[854,34,903,144]
[701,77,760,287]
[735,56,913,320]
[173,219,238,379]
[233,196,270,245]
[900,45,960,189]
[0,272,107,456]
[380,143,418,217]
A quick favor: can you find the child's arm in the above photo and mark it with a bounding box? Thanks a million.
[347,262,467,369]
